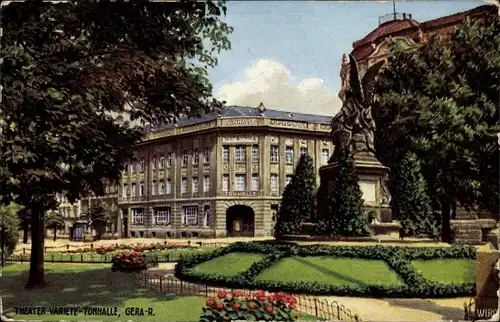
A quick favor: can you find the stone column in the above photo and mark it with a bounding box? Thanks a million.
[475,243,500,320]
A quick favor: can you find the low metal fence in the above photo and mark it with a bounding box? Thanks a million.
[131,270,361,322]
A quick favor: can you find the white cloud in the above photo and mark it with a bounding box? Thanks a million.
[216,59,342,116]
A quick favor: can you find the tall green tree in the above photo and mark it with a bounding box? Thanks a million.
[0,200,23,262]
[274,154,316,237]
[1,0,232,288]
[374,12,500,242]
[313,147,367,237]
[391,152,436,237]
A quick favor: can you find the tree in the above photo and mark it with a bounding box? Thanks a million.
[374,12,500,242]
[1,0,232,288]
[85,202,112,238]
[0,200,23,263]
[391,152,436,237]
[313,147,367,237]
[45,210,65,242]
[274,154,316,237]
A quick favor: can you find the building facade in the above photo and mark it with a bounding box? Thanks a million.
[54,193,82,236]
[340,4,498,244]
[116,105,333,238]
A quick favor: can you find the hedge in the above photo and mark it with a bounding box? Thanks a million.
[175,242,476,298]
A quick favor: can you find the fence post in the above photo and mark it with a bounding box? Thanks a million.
[337,305,340,320]
[66,245,69,250]
[44,246,47,252]
[180,280,183,293]
[23,248,25,254]
[70,254,73,262]
[167,254,170,262]
[205,284,208,297]
[91,243,94,250]
[51,253,54,262]
[159,276,163,292]
[81,254,83,263]
[314,298,318,318]
[144,273,147,286]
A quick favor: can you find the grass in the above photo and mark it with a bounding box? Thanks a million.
[2,263,205,321]
[411,259,476,284]
[10,248,217,263]
[194,252,266,276]
[256,257,404,287]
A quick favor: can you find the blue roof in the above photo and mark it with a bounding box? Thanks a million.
[148,105,332,133]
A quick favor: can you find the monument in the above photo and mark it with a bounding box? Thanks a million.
[316,54,391,222]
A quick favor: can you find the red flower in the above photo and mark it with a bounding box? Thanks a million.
[287,296,297,305]
[265,306,274,313]
[223,316,230,321]
[216,303,224,311]
[233,290,243,297]
[205,299,215,307]
[255,290,265,297]
[217,291,227,299]
[267,295,276,302]
[243,294,250,300]
[275,292,286,302]
[232,303,241,309]
[257,295,267,302]
[248,302,256,310]
[289,303,297,310]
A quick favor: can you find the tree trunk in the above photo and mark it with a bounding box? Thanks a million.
[440,198,453,243]
[23,219,29,244]
[26,206,46,289]
[53,228,56,242]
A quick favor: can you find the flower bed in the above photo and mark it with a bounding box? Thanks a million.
[66,243,196,255]
[176,242,476,298]
[111,251,148,272]
[200,290,300,321]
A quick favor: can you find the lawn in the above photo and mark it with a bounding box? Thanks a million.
[193,252,266,276]
[2,263,205,321]
[256,257,404,287]
[10,247,217,263]
[411,259,476,284]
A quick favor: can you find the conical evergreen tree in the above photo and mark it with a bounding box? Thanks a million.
[274,154,316,237]
[391,152,436,237]
[313,147,367,236]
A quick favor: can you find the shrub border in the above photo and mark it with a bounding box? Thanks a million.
[175,242,476,298]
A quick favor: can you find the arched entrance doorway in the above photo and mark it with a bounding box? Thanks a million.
[226,205,255,237]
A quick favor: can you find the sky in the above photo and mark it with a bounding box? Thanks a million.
[209,0,494,116]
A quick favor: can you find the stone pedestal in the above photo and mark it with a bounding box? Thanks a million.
[317,151,391,221]
[475,243,500,320]
[488,228,500,250]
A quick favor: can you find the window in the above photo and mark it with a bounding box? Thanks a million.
[235,174,246,192]
[139,182,144,196]
[182,150,188,167]
[251,175,259,192]
[193,177,199,193]
[203,205,210,227]
[222,175,229,192]
[181,177,188,193]
[182,206,198,226]
[159,180,165,195]
[123,163,128,173]
[132,208,144,225]
[203,176,210,192]
[285,175,293,187]
[154,207,171,225]
[300,147,308,156]
[131,183,137,197]
[166,179,172,194]
[204,148,210,163]
[285,146,294,164]
[270,145,279,163]
[193,149,199,165]
[252,145,259,162]
[122,184,128,198]
[222,146,229,163]
[130,163,135,173]
[152,156,156,170]
[139,158,145,172]
[166,153,172,168]
[270,174,278,192]
[235,145,246,162]
[152,181,157,196]
[159,155,165,169]
[322,148,330,164]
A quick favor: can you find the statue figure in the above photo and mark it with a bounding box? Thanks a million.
[329,54,384,163]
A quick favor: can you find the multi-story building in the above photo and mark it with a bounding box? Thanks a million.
[340,4,498,244]
[54,193,82,236]
[116,105,333,238]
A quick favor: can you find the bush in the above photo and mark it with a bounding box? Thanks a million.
[101,233,114,240]
[111,251,147,272]
[200,290,300,322]
[176,242,476,298]
[0,201,22,257]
